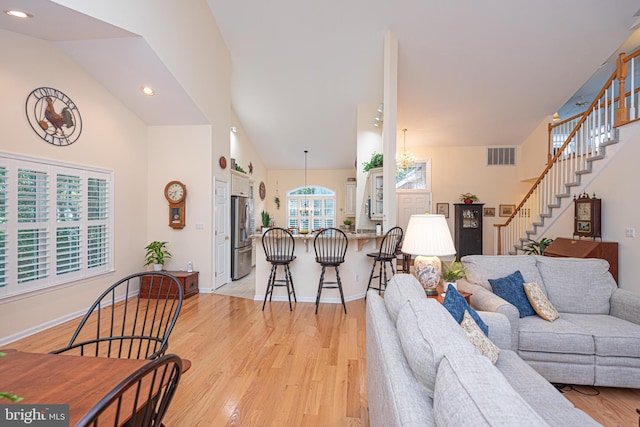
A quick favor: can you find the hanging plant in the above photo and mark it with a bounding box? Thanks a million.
[274,195,281,210]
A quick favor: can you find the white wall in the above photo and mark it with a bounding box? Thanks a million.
[147,126,214,287]
[541,121,640,292]
[0,30,149,339]
[55,0,232,289]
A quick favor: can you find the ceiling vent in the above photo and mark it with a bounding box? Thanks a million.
[487,147,516,166]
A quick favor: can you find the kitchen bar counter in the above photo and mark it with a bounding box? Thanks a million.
[252,231,389,305]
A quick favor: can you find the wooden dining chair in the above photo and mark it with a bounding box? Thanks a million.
[313,228,348,314]
[75,353,183,427]
[50,272,183,360]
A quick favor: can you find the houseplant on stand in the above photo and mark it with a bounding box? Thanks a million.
[144,241,172,271]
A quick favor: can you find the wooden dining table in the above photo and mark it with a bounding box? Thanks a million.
[0,349,188,426]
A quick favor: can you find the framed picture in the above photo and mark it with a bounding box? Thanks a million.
[483,207,495,217]
[436,203,449,218]
[499,204,515,217]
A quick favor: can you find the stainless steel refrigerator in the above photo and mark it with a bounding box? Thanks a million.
[231,195,252,280]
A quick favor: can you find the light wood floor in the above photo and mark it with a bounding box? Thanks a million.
[7,293,640,426]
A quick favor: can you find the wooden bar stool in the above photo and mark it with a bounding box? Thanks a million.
[313,228,348,314]
[261,227,297,311]
[366,226,403,295]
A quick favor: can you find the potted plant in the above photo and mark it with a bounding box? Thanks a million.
[261,210,272,232]
[523,237,554,255]
[460,193,479,204]
[363,152,383,172]
[144,241,172,271]
[343,219,353,232]
[441,258,467,290]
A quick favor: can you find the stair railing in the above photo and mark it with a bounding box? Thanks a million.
[495,60,624,254]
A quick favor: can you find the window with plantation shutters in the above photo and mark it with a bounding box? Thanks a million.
[0,153,113,299]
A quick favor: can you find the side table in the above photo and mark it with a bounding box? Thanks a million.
[427,285,471,304]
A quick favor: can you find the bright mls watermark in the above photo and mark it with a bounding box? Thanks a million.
[0,405,69,426]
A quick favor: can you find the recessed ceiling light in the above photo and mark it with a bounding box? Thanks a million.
[4,10,33,18]
[141,86,155,96]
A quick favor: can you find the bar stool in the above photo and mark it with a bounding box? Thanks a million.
[313,228,348,314]
[262,227,297,311]
[366,226,403,295]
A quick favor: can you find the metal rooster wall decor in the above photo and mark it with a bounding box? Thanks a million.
[25,87,82,146]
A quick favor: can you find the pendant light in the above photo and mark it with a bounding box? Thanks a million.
[300,150,310,215]
[397,128,416,172]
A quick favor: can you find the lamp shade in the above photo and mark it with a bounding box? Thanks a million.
[401,214,456,256]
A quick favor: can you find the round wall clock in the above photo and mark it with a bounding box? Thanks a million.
[219,156,227,169]
[25,87,82,146]
[259,181,266,200]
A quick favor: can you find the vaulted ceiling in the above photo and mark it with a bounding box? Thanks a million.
[1,0,638,169]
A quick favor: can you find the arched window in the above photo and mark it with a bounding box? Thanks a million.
[287,186,335,232]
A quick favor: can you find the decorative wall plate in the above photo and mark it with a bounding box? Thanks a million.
[219,156,227,169]
[25,87,82,146]
[259,181,266,200]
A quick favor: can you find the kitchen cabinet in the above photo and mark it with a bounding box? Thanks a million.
[369,168,383,220]
[345,181,356,216]
[231,170,249,197]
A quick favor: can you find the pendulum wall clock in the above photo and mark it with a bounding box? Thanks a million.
[164,180,187,229]
[573,192,601,239]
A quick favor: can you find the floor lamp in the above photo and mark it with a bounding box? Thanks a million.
[401,214,456,296]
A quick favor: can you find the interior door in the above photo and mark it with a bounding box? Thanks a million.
[214,178,230,289]
[397,192,432,233]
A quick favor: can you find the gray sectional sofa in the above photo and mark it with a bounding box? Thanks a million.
[366,274,599,426]
[459,255,640,388]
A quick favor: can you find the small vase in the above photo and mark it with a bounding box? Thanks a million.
[464,199,473,204]
[153,264,162,272]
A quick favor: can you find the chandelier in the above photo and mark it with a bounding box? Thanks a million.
[300,150,310,215]
[396,128,416,172]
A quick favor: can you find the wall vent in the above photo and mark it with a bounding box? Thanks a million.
[487,147,516,166]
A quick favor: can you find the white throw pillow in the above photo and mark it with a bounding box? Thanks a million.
[524,282,559,322]
[461,311,501,364]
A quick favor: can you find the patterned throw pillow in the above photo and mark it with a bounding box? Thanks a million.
[488,270,537,318]
[460,311,501,364]
[524,282,560,322]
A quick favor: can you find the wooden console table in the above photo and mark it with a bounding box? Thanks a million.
[543,238,618,284]
[140,271,199,299]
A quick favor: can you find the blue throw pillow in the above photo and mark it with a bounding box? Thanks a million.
[488,270,536,318]
[443,284,489,336]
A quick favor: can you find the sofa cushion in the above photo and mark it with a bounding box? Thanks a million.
[489,271,536,318]
[396,298,476,398]
[443,285,489,335]
[433,354,549,426]
[524,282,559,322]
[461,255,545,293]
[518,315,595,355]
[561,313,640,358]
[383,273,426,323]
[461,311,500,364]
[536,256,616,314]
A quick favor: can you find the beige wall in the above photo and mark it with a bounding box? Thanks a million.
[0,30,149,340]
[518,115,553,181]
[412,145,532,255]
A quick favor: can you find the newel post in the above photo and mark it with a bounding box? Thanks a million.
[616,52,628,127]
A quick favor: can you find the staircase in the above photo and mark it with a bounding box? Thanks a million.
[495,50,640,254]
